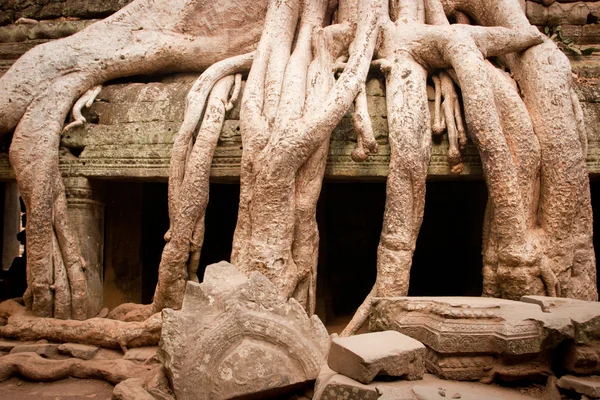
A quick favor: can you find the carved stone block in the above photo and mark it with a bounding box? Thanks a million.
[158,261,330,400]
[369,297,574,381]
[314,366,381,400]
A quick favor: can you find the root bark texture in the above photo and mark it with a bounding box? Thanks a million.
[0,0,596,336]
[0,313,161,351]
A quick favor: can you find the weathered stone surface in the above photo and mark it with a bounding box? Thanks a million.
[369,297,574,381]
[158,261,329,400]
[412,385,501,400]
[561,341,600,374]
[328,331,425,384]
[521,296,600,343]
[10,343,60,358]
[314,366,381,400]
[557,375,600,397]
[124,346,158,363]
[58,343,99,360]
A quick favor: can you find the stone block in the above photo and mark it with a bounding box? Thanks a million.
[328,331,425,384]
[10,343,59,358]
[561,342,600,375]
[369,297,574,381]
[158,261,330,400]
[521,295,600,343]
[0,339,21,352]
[313,366,381,400]
[58,343,99,360]
[124,346,158,363]
[557,375,600,398]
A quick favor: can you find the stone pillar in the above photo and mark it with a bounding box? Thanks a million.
[63,177,105,317]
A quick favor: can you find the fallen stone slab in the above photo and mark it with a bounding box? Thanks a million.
[124,346,158,363]
[370,297,573,381]
[557,375,600,398]
[328,331,425,384]
[58,343,99,360]
[159,261,329,400]
[521,296,600,343]
[314,366,381,400]
[10,343,59,358]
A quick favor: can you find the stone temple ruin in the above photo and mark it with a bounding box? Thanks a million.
[1,0,600,398]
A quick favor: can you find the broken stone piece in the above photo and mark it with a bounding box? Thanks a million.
[328,331,425,384]
[370,297,574,381]
[10,343,60,358]
[521,296,600,344]
[314,366,381,400]
[0,339,21,352]
[557,375,600,398]
[58,343,99,360]
[124,346,158,363]
[159,261,329,400]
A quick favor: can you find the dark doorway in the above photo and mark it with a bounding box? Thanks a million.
[590,179,600,292]
[409,180,487,297]
[139,183,240,303]
[316,180,488,329]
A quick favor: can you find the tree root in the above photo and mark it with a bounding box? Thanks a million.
[0,313,161,351]
[62,85,102,132]
[0,353,154,385]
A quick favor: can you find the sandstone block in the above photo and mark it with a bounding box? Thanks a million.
[369,297,573,381]
[58,343,99,360]
[10,342,59,358]
[328,331,425,384]
[158,261,329,400]
[557,375,600,398]
[124,346,158,363]
[314,366,381,400]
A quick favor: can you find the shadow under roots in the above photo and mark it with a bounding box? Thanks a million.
[409,180,488,297]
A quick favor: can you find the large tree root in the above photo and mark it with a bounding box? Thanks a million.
[0,353,154,384]
[0,313,161,351]
[0,0,270,318]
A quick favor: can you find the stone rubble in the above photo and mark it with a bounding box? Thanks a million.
[557,375,600,398]
[313,366,381,400]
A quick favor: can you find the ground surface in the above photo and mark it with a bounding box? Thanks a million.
[0,373,548,400]
[0,377,113,400]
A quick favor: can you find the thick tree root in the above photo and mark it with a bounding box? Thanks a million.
[0,353,154,385]
[0,313,161,351]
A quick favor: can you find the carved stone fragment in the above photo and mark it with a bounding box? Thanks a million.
[158,261,329,400]
[328,331,425,384]
[369,297,574,381]
[314,366,382,400]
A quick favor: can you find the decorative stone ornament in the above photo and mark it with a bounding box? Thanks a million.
[158,262,330,400]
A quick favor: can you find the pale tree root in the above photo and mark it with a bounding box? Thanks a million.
[62,85,102,132]
[343,0,546,334]
[153,75,238,312]
[0,313,161,351]
[232,0,382,310]
[0,353,154,385]
[1,0,269,319]
[0,353,173,400]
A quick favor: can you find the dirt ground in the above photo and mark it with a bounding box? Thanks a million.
[0,377,114,400]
